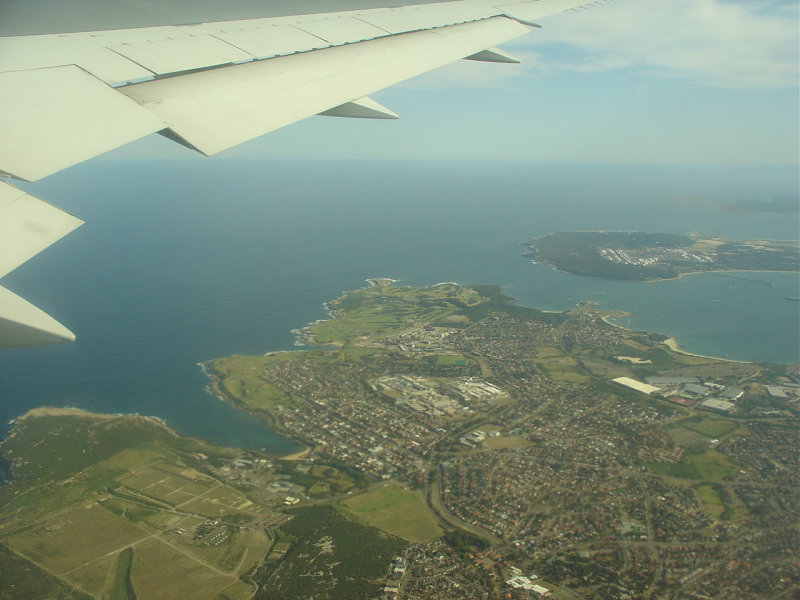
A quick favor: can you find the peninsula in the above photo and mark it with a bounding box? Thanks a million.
[526,231,799,281]
[2,281,798,600]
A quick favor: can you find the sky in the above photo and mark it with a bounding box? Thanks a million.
[2,0,799,167]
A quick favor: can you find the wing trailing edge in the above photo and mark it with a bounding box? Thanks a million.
[0,182,82,347]
[118,17,528,156]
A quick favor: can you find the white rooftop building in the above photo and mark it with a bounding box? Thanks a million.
[612,377,661,396]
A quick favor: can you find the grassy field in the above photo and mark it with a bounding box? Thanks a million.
[484,436,533,450]
[210,354,290,411]
[436,354,472,366]
[671,353,725,367]
[120,468,214,506]
[667,418,740,456]
[130,537,238,600]
[683,417,739,439]
[236,526,271,575]
[648,450,739,481]
[533,346,565,358]
[695,483,748,521]
[67,554,118,597]
[694,484,726,519]
[337,343,388,362]
[310,283,486,345]
[8,504,149,574]
[667,427,712,451]
[538,355,577,366]
[339,482,443,543]
[540,365,591,384]
[213,580,255,600]
[179,496,242,518]
[579,358,631,379]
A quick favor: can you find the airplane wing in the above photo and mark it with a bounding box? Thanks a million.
[0,0,603,347]
[0,182,83,346]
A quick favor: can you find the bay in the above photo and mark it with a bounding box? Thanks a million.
[1,159,797,453]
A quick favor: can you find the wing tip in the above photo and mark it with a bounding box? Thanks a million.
[0,286,77,348]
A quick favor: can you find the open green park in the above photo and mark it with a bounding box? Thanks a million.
[338,481,443,543]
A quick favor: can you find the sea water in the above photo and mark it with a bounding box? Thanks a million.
[1,160,797,453]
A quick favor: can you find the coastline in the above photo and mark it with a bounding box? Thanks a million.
[293,277,404,347]
[199,277,414,460]
[13,406,179,435]
[202,277,480,462]
[642,268,799,284]
[201,362,306,456]
[662,337,751,364]
[526,230,798,284]
[529,257,798,284]
[599,315,752,364]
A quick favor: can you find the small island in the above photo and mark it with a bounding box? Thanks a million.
[526,231,799,281]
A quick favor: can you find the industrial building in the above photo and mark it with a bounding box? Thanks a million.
[612,377,662,396]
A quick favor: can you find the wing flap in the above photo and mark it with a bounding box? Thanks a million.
[0,182,83,278]
[120,17,529,156]
[0,182,81,347]
[0,65,165,181]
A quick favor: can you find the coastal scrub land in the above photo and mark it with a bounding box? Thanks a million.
[526,231,799,280]
[2,281,799,599]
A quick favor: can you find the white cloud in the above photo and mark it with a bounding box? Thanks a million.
[519,0,799,89]
[400,0,798,90]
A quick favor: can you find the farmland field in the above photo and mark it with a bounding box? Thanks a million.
[130,537,241,600]
[8,504,148,575]
[0,411,273,600]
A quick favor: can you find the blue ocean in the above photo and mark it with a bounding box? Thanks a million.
[1,160,798,454]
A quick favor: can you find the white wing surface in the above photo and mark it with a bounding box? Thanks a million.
[0,182,82,347]
[0,0,601,347]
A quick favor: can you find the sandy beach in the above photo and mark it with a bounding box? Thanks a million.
[600,316,751,364]
[281,446,311,461]
[662,337,750,363]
